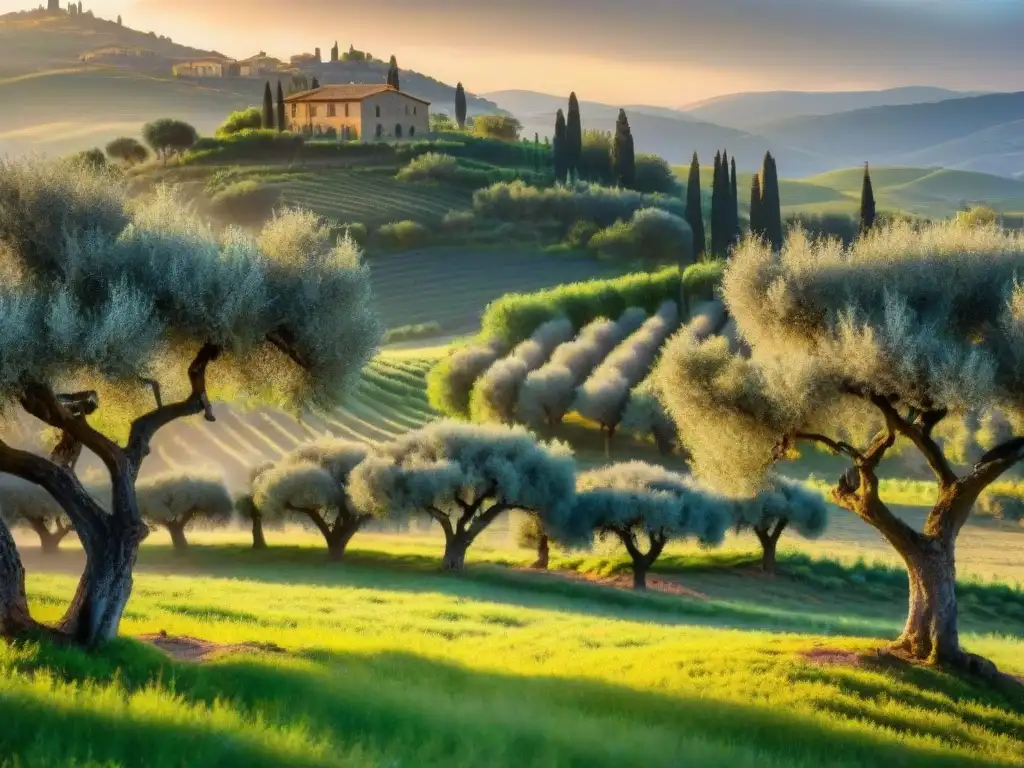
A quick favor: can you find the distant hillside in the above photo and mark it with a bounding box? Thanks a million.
[681,87,973,130]
[757,92,1024,178]
[0,9,501,157]
[484,89,826,175]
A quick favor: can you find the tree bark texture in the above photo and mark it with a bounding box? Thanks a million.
[619,530,667,591]
[531,534,550,570]
[889,535,961,666]
[251,513,267,550]
[441,535,470,571]
[0,516,35,636]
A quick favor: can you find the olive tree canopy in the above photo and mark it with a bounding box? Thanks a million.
[0,157,381,645]
[349,421,576,570]
[656,221,1024,673]
[253,438,373,559]
[569,461,730,589]
[136,470,233,552]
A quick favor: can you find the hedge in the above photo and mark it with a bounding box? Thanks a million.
[480,261,724,346]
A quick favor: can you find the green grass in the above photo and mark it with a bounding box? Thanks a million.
[6,532,1024,768]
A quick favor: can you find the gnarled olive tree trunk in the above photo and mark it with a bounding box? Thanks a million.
[432,500,513,572]
[890,534,960,665]
[530,534,550,570]
[27,519,71,555]
[0,516,35,636]
[251,512,267,550]
[753,520,787,575]
[293,505,368,562]
[618,530,667,590]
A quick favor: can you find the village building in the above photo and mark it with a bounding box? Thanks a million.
[283,84,429,141]
[171,58,237,77]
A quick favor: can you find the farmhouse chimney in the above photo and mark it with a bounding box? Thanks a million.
[315,47,321,63]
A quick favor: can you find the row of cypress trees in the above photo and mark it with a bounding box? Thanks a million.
[261,81,286,133]
[551,95,636,188]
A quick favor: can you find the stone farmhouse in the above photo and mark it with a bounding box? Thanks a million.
[284,84,429,141]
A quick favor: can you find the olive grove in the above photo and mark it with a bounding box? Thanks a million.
[655,222,1024,674]
[0,157,381,646]
[0,476,74,554]
[349,421,576,570]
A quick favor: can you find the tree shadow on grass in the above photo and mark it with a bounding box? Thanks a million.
[3,636,1022,768]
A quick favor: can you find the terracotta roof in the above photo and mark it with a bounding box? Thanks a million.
[284,84,431,105]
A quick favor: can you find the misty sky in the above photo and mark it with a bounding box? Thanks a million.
[9,0,1024,104]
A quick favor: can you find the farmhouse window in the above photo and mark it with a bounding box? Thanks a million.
[291,104,296,118]
[375,105,381,118]
[345,103,350,117]
[310,105,318,117]
[327,103,336,116]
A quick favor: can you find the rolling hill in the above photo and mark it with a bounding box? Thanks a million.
[681,87,974,130]
[484,89,826,175]
[0,9,501,157]
[756,91,1024,178]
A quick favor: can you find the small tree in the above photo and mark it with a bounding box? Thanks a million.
[684,152,706,259]
[136,471,233,553]
[262,81,275,129]
[455,82,467,130]
[254,439,374,560]
[0,159,381,646]
[566,92,582,182]
[0,477,73,555]
[427,338,507,418]
[217,107,262,137]
[860,162,877,235]
[276,81,286,133]
[553,109,568,184]
[349,422,576,570]
[71,148,106,168]
[141,118,198,164]
[473,115,522,142]
[570,462,729,589]
[611,109,635,188]
[516,512,550,569]
[732,478,829,573]
[104,137,148,165]
[759,151,783,250]
[655,219,1024,675]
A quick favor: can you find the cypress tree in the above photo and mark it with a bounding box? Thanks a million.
[553,109,568,184]
[611,109,635,188]
[534,132,541,172]
[262,81,274,130]
[455,83,467,130]
[685,152,706,259]
[566,92,582,182]
[730,155,739,245]
[276,81,286,133]
[860,162,877,236]
[711,151,725,257]
[311,76,320,90]
[387,55,400,90]
[760,151,784,251]
[749,173,763,241]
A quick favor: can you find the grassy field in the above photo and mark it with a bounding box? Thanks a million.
[6,526,1024,768]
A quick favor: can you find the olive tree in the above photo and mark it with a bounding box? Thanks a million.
[655,222,1024,674]
[236,462,272,550]
[0,476,73,554]
[516,308,646,429]
[570,462,729,589]
[105,137,149,166]
[733,478,829,573]
[469,317,574,424]
[427,338,507,418]
[349,421,576,570]
[0,158,381,646]
[142,118,198,164]
[136,471,233,553]
[253,439,373,560]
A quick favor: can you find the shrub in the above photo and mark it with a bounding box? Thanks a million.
[334,222,368,246]
[977,490,1024,524]
[427,338,508,417]
[469,317,575,424]
[634,155,679,195]
[69,148,106,168]
[589,208,694,268]
[217,107,263,137]
[785,213,859,247]
[474,115,523,141]
[206,180,281,225]
[375,220,432,249]
[383,321,443,344]
[396,152,460,183]
[472,181,685,232]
